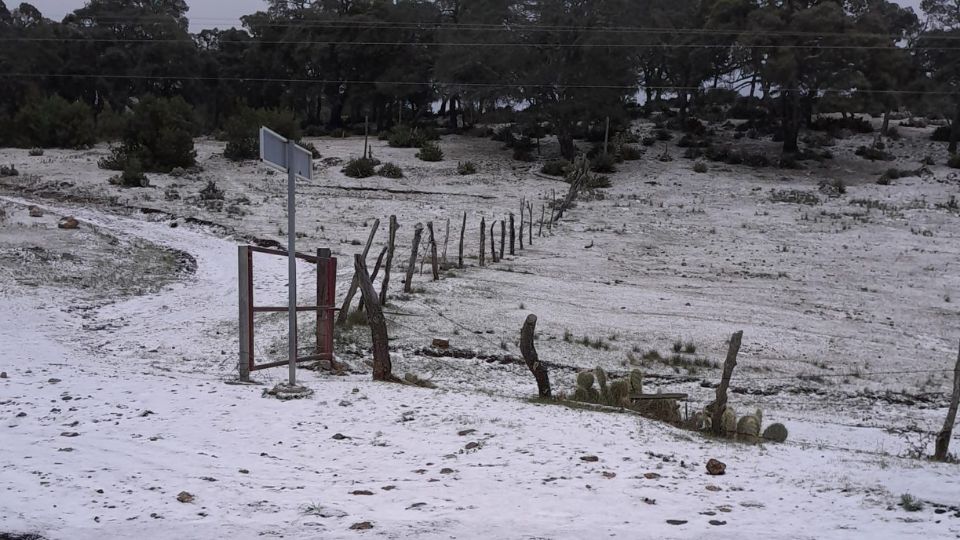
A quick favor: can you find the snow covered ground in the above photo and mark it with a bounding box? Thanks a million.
[1,120,959,538]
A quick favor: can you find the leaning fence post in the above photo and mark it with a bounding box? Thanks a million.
[458,211,466,269]
[935,339,960,461]
[404,222,424,293]
[479,217,486,267]
[490,220,497,263]
[712,330,743,436]
[337,218,380,325]
[428,221,439,281]
[355,254,396,382]
[520,314,551,398]
[378,215,398,306]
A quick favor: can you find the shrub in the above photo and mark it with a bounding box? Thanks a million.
[655,128,673,141]
[854,145,895,161]
[810,116,874,135]
[108,158,149,187]
[885,126,901,140]
[223,106,302,161]
[377,162,403,178]
[342,157,377,178]
[641,136,656,146]
[0,164,19,177]
[931,125,952,142]
[491,125,514,143]
[541,160,570,176]
[457,161,477,175]
[618,145,642,161]
[388,125,427,148]
[13,95,96,149]
[104,96,197,173]
[199,179,224,200]
[590,153,617,173]
[693,161,708,173]
[416,142,443,161]
[513,147,534,162]
[948,154,960,169]
[95,103,127,141]
[28,148,43,156]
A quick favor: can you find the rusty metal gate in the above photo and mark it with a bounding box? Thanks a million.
[238,245,337,381]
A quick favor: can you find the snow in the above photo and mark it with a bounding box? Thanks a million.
[1,121,960,538]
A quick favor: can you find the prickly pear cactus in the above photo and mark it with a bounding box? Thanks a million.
[577,371,595,389]
[594,367,609,403]
[609,379,629,407]
[573,371,599,403]
[736,415,760,443]
[762,422,788,443]
[721,407,737,434]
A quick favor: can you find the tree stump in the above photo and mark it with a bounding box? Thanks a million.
[711,331,743,436]
[520,314,551,398]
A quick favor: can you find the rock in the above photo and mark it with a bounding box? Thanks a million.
[0,371,7,378]
[580,455,599,462]
[709,520,727,526]
[350,490,374,496]
[176,491,194,503]
[464,442,479,450]
[16,412,26,417]
[440,468,455,474]
[457,429,476,436]
[602,471,616,479]
[238,469,249,474]
[57,216,79,230]
[705,485,722,492]
[48,378,61,384]
[349,521,373,530]
[706,459,726,475]
[431,338,450,349]
[666,520,688,525]
[28,205,43,217]
[643,472,661,479]
[332,433,350,440]
[60,431,79,437]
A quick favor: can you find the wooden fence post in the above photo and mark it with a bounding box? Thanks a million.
[479,217,486,267]
[499,220,506,260]
[355,254,397,382]
[458,211,466,269]
[510,213,516,255]
[403,223,423,293]
[538,204,545,237]
[442,218,450,267]
[490,220,497,263]
[378,215,398,305]
[934,339,960,461]
[527,201,533,246]
[337,219,380,325]
[711,331,743,436]
[520,314,551,398]
[519,198,525,250]
[357,246,387,312]
[427,221,439,280]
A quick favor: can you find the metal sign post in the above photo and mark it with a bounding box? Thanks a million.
[260,127,313,386]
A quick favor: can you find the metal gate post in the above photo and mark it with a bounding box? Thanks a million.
[238,245,254,382]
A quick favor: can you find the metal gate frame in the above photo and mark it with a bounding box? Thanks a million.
[238,245,337,381]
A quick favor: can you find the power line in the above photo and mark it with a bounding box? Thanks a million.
[0,73,955,95]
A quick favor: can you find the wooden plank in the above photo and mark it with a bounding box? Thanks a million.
[629,393,688,401]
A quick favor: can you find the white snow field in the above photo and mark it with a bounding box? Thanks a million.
[1,121,959,539]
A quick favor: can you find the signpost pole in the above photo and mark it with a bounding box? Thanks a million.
[286,139,297,386]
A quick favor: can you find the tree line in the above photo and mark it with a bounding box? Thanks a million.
[0,0,958,163]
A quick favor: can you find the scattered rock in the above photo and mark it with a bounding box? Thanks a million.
[644,472,661,480]
[762,423,789,443]
[705,485,722,492]
[138,410,154,417]
[200,477,217,482]
[60,432,79,437]
[349,521,373,530]
[263,383,314,400]
[176,491,194,503]
[706,458,726,475]
[332,433,350,440]
[642,497,656,505]
[239,469,249,474]
[709,520,727,526]
[431,338,450,349]
[457,429,476,436]
[0,371,6,378]
[440,468,455,474]
[602,471,616,479]
[381,485,396,491]
[47,378,61,384]
[406,502,426,509]
[580,455,599,462]
[666,520,688,525]
[464,442,479,450]
[350,490,374,496]
[28,205,43,217]
[58,216,79,230]
[16,412,26,417]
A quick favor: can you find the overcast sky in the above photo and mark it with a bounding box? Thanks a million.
[29,0,926,31]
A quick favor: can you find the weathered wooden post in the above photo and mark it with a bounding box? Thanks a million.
[509,213,516,255]
[479,217,486,267]
[499,220,506,260]
[934,339,960,461]
[337,219,380,325]
[378,215,398,305]
[404,222,423,293]
[527,201,533,246]
[520,314,551,398]
[538,205,545,237]
[355,254,396,382]
[442,218,450,266]
[519,198,525,250]
[238,245,253,382]
[490,221,497,263]
[458,211,466,269]
[427,221,439,281]
[712,331,743,436]
[357,246,387,312]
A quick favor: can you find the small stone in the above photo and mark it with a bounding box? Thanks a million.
[406,502,426,509]
[431,338,450,349]
[705,485,722,492]
[350,490,374,496]
[60,432,79,437]
[580,455,599,462]
[200,477,217,482]
[48,378,61,384]
[238,469,249,474]
[16,412,26,418]
[709,520,727,526]
[457,429,476,436]
[176,491,194,503]
[0,372,7,378]
[642,497,656,505]
[666,520,687,525]
[381,485,396,491]
[602,471,616,479]
[57,447,73,452]
[58,216,79,230]
[138,410,154,417]
[706,459,726,475]
[643,472,661,479]
[349,521,373,530]
[332,433,349,440]
[440,468,455,474]
[28,206,42,217]
[464,441,479,450]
